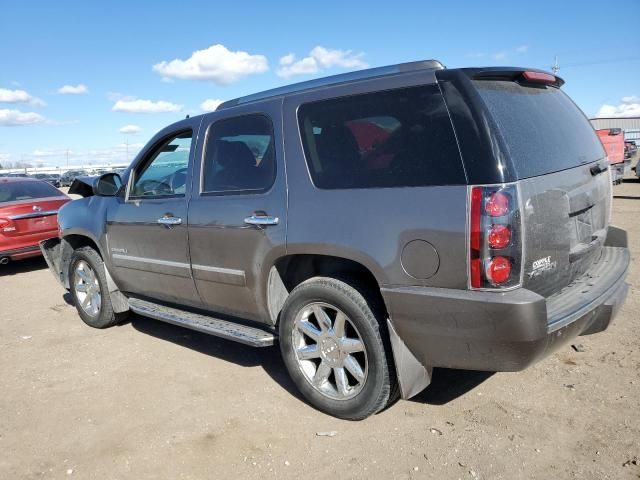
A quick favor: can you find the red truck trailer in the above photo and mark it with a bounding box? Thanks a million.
[596,128,625,184]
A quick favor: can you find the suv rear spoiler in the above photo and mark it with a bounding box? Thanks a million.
[461,67,565,88]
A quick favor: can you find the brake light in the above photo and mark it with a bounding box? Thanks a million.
[0,218,16,232]
[485,191,510,217]
[488,225,511,249]
[468,184,522,289]
[522,71,556,84]
[486,256,512,284]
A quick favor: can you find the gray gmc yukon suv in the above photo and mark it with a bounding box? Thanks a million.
[41,60,630,420]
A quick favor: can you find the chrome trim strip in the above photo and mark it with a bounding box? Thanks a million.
[111,253,190,269]
[192,264,245,277]
[8,210,58,220]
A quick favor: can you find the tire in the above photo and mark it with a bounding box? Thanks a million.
[68,246,128,329]
[279,276,397,420]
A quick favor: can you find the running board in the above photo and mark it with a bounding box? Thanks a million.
[128,298,276,347]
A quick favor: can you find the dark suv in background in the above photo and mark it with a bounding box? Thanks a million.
[41,61,629,420]
[60,170,87,187]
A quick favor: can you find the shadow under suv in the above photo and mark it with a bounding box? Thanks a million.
[41,60,630,420]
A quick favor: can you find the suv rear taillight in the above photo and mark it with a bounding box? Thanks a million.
[469,184,522,290]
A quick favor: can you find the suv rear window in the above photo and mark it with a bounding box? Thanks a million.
[473,81,605,179]
[298,84,465,189]
[0,180,64,203]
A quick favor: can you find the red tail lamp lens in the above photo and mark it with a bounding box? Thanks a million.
[485,191,510,217]
[488,225,511,249]
[522,71,556,84]
[470,187,483,250]
[470,258,482,289]
[487,256,512,285]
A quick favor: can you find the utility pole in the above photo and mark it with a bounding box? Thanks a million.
[125,137,130,163]
[66,148,70,168]
[551,55,560,75]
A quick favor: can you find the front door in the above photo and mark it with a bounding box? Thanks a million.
[106,123,201,306]
[188,102,287,323]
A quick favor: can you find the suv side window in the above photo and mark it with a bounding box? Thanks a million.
[130,130,192,198]
[297,84,465,189]
[202,114,276,194]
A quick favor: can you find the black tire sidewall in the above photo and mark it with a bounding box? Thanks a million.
[279,277,391,420]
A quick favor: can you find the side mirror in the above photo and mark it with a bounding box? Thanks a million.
[94,172,123,196]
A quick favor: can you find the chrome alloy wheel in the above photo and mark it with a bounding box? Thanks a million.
[292,302,368,400]
[73,260,101,317]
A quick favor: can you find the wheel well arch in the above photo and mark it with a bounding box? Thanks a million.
[266,254,388,325]
[63,234,102,257]
[58,234,103,288]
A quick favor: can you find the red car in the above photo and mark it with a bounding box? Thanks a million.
[0,177,70,264]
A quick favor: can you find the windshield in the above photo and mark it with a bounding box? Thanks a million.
[0,181,64,203]
[473,81,605,179]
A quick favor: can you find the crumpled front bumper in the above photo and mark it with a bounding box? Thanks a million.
[40,237,68,287]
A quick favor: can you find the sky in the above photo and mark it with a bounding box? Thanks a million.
[1,0,639,169]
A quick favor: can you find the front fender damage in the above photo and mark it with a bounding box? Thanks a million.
[39,237,129,313]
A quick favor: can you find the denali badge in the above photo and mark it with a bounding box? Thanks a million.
[529,256,557,278]
[110,247,128,254]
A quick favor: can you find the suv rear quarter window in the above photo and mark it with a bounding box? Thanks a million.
[298,84,465,189]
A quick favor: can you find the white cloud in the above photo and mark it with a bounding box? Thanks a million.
[200,99,224,112]
[277,46,368,78]
[0,109,46,126]
[310,46,367,69]
[595,95,640,118]
[0,152,11,163]
[112,98,183,113]
[153,44,269,85]
[33,148,68,157]
[57,84,89,95]
[0,88,45,106]
[515,45,529,54]
[277,56,319,78]
[279,53,296,66]
[492,52,507,61]
[119,124,142,134]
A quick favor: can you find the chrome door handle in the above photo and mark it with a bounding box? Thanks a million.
[157,216,182,226]
[244,214,279,226]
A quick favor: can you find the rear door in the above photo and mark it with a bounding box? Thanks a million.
[105,121,202,306]
[187,100,287,323]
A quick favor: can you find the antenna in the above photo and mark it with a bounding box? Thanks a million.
[551,55,560,75]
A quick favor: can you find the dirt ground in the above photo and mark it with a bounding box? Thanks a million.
[1,180,639,480]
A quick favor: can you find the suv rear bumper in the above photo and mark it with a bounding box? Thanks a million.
[381,246,629,372]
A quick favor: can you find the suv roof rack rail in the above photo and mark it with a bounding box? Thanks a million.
[217,59,445,110]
